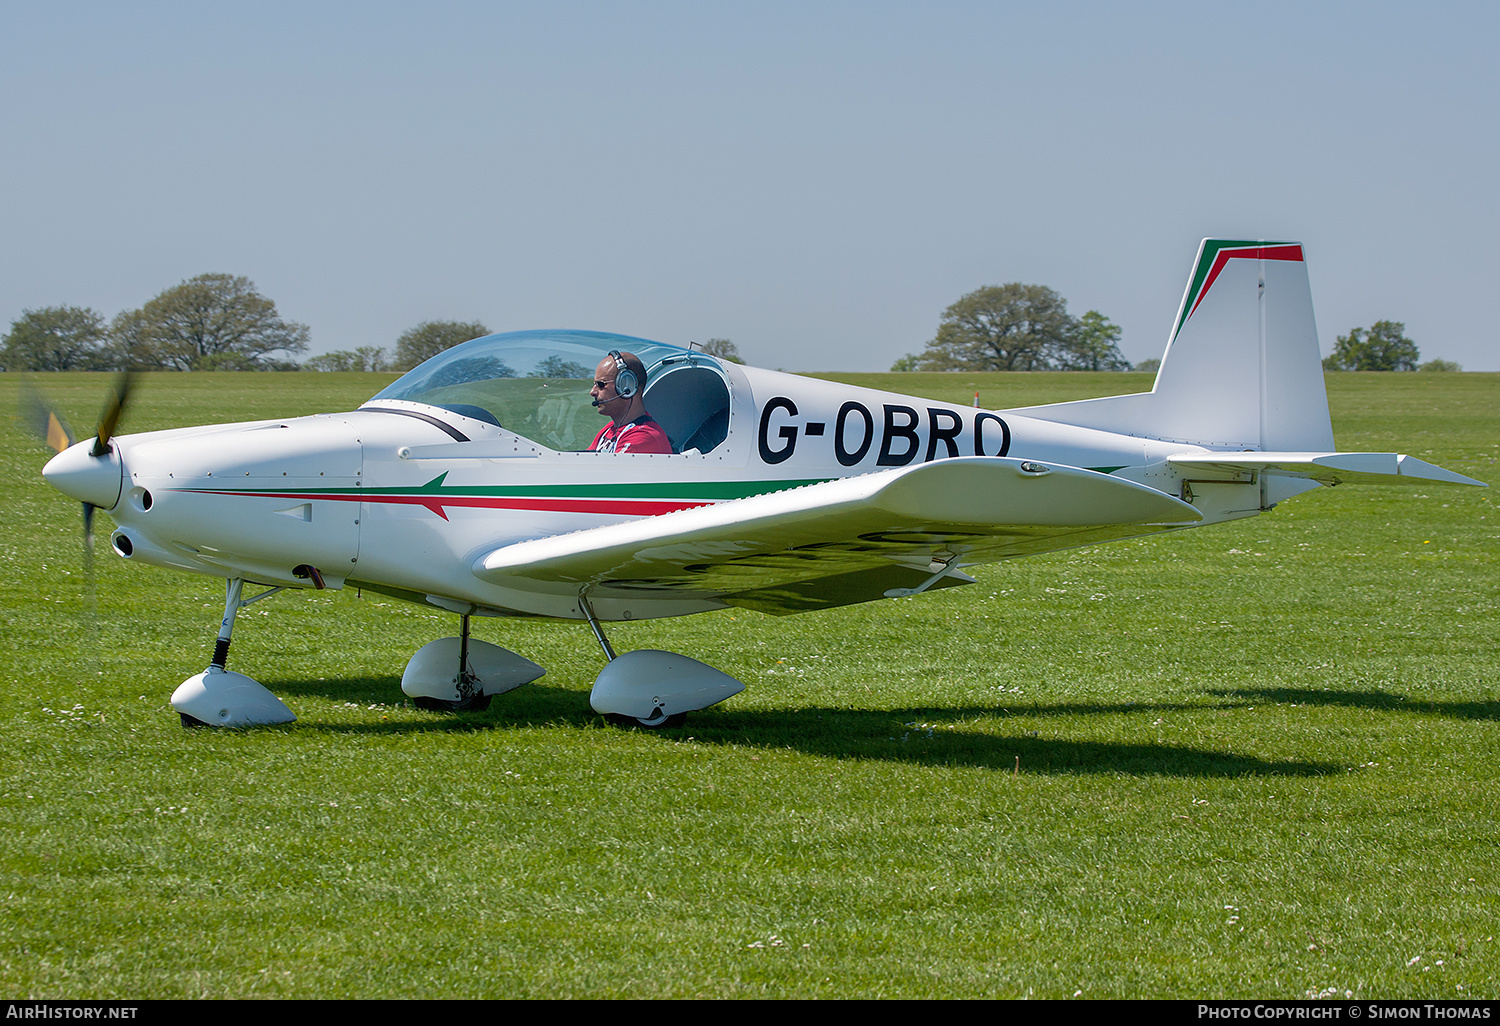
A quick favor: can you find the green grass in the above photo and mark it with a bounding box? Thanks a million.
[1,370,1497,998]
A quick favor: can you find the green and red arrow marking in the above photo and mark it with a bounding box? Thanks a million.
[174,473,829,520]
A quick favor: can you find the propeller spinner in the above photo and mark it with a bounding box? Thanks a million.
[31,372,136,538]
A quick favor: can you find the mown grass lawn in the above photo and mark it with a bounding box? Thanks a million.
[1,370,1496,998]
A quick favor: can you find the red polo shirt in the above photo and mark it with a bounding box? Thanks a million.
[590,415,673,454]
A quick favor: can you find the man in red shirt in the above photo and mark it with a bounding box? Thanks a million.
[588,350,673,454]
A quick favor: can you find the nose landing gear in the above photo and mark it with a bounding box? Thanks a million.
[170,578,297,728]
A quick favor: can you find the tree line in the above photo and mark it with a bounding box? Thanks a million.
[898,283,1461,373]
[303,330,745,373]
[891,284,1137,373]
[1,275,314,372]
[1321,320,1459,372]
[3,272,1461,374]
[1,271,754,376]
[0,275,497,374]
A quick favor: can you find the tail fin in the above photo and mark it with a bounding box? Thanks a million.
[1014,239,1335,452]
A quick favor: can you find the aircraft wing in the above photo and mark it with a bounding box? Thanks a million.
[473,457,1201,614]
[1167,451,1487,488]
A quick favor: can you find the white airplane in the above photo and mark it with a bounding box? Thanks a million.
[39,239,1486,728]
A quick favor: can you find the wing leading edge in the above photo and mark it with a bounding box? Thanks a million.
[473,457,1201,615]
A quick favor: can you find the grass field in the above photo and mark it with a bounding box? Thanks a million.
[1,370,1496,999]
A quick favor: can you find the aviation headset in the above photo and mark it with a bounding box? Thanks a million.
[607,349,640,399]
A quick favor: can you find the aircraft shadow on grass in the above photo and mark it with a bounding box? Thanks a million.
[275,675,1343,777]
[1207,686,1500,723]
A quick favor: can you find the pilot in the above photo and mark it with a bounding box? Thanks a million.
[588,350,673,454]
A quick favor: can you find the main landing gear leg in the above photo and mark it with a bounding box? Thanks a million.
[579,594,745,729]
[169,577,297,728]
[412,614,490,711]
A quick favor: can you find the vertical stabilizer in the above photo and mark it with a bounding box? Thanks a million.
[1012,240,1335,452]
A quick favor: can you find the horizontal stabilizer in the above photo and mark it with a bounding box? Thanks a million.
[1168,452,1487,488]
[473,457,1200,613]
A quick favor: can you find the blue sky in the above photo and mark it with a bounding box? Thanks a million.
[3,1,1497,371]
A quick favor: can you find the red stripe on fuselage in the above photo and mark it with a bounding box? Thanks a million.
[178,489,714,521]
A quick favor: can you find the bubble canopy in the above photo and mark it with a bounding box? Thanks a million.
[366,329,731,453]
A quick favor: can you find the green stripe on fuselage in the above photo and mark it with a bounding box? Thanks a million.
[187,474,833,501]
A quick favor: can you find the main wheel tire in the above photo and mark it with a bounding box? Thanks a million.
[414,693,493,713]
[605,711,687,730]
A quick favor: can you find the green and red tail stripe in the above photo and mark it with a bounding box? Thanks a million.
[1173,240,1304,341]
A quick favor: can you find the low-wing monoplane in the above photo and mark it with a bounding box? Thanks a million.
[40,240,1486,728]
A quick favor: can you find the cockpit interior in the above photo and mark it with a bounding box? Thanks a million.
[366,329,734,454]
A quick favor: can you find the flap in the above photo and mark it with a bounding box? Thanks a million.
[1168,451,1487,488]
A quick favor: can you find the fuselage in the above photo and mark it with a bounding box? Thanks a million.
[44,331,1248,623]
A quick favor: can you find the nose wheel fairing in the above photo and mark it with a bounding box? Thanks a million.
[172,668,296,728]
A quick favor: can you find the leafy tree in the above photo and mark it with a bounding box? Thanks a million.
[527,355,589,378]
[304,346,391,372]
[1133,357,1161,373]
[1419,358,1462,372]
[1,305,109,371]
[1322,320,1419,371]
[394,320,489,370]
[355,346,392,372]
[700,338,744,364]
[889,353,921,372]
[115,274,310,371]
[1061,310,1130,371]
[920,284,1078,371]
[423,356,514,389]
[102,308,162,371]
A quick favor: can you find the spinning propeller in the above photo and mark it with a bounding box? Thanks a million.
[89,371,134,458]
[26,370,136,573]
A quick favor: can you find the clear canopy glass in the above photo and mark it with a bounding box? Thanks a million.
[367,329,730,453]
